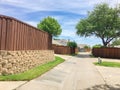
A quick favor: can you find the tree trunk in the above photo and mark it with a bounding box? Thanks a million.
[102,38,108,47]
[103,42,108,47]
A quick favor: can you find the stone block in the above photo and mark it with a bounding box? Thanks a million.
[0,50,54,75]
[6,63,12,69]
[1,60,8,67]
[16,51,22,56]
[8,71,14,74]
[0,56,2,59]
[2,68,8,75]
[0,51,8,56]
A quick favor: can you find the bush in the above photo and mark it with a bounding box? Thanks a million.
[67,41,77,48]
[84,45,91,49]
[92,44,103,48]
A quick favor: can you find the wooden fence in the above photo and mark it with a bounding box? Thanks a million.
[52,44,78,54]
[92,48,120,59]
[0,15,52,50]
[75,48,79,53]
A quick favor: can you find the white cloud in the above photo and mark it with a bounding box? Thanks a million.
[74,36,102,46]
[1,0,120,46]
[25,21,38,27]
[1,0,22,3]
[0,7,13,14]
[61,29,76,37]
[52,16,64,22]
[62,18,80,26]
[1,0,120,15]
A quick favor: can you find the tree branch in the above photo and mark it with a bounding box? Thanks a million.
[106,37,114,43]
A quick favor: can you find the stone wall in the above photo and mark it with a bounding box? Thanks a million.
[0,50,54,75]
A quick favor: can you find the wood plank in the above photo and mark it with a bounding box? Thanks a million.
[19,23,22,50]
[10,20,15,50]
[5,19,11,50]
[1,18,7,50]
[0,18,2,50]
[22,24,25,50]
[14,20,18,50]
[26,25,29,50]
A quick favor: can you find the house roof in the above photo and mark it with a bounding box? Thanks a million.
[52,39,68,46]
[77,44,88,48]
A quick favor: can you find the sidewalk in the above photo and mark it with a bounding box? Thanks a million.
[0,81,26,90]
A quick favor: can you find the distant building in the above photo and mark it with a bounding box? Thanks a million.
[77,44,88,52]
[52,39,68,46]
[114,45,120,48]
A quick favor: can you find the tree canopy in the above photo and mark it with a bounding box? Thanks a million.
[76,3,120,46]
[111,38,120,46]
[37,16,62,37]
[67,41,77,48]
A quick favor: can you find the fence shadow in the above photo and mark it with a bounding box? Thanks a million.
[85,84,120,90]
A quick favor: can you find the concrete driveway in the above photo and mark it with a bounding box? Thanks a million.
[15,52,120,90]
[1,52,120,90]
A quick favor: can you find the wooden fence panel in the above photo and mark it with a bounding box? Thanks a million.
[6,19,12,50]
[14,20,18,50]
[0,18,2,49]
[52,44,76,54]
[0,15,52,51]
[92,48,120,59]
[1,18,6,50]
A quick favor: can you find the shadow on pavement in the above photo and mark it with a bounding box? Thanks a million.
[85,84,120,90]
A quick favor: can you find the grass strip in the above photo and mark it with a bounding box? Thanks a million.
[94,61,120,68]
[0,56,64,81]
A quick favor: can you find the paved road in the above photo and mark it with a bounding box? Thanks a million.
[16,53,110,90]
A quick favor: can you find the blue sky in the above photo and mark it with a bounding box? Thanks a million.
[0,0,119,46]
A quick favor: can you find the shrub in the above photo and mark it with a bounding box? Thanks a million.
[92,44,103,48]
[67,41,77,48]
[84,45,91,49]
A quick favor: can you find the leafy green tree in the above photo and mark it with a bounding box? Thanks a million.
[111,39,120,46]
[37,16,62,36]
[67,41,77,48]
[76,3,120,46]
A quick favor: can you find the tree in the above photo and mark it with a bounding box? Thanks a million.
[37,16,62,37]
[67,41,77,48]
[76,3,120,46]
[111,38,120,46]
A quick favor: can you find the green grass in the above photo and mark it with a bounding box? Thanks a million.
[0,56,64,81]
[94,61,120,68]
